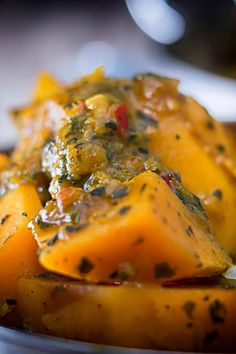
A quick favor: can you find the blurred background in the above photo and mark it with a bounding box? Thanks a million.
[0,0,236,149]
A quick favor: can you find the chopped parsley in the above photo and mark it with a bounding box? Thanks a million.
[119,206,131,215]
[209,299,226,323]
[140,183,147,193]
[105,121,118,130]
[216,144,225,153]
[138,147,149,155]
[212,189,223,200]
[47,233,59,246]
[109,262,136,281]
[185,225,194,237]
[154,262,176,279]
[35,217,51,229]
[0,214,10,225]
[136,110,157,126]
[206,120,215,130]
[204,330,219,346]
[91,186,106,197]
[111,187,128,199]
[65,224,88,234]
[5,298,17,305]
[182,301,196,319]
[77,257,94,274]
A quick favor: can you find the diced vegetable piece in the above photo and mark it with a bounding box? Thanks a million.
[82,66,105,82]
[0,185,44,305]
[133,73,236,256]
[34,171,231,282]
[149,116,236,254]
[33,72,63,102]
[114,103,129,134]
[0,154,10,171]
[18,276,236,352]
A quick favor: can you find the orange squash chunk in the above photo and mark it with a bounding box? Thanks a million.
[133,74,236,255]
[0,184,43,305]
[18,275,236,352]
[33,72,63,102]
[34,171,231,282]
[149,114,236,255]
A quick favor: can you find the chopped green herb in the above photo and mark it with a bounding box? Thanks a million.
[77,257,94,274]
[21,212,28,217]
[111,187,128,199]
[106,147,114,160]
[206,120,215,130]
[175,134,180,140]
[47,233,59,246]
[65,102,74,109]
[65,224,88,234]
[5,298,17,305]
[109,262,136,281]
[212,189,223,200]
[35,218,51,229]
[71,210,81,225]
[154,262,176,279]
[140,183,147,193]
[36,272,54,279]
[204,330,219,346]
[203,295,210,301]
[138,147,149,154]
[185,225,194,237]
[119,206,131,215]
[209,299,226,323]
[58,174,68,184]
[216,144,225,153]
[136,110,157,126]
[105,121,118,130]
[176,191,205,215]
[127,134,138,143]
[132,237,144,246]
[91,186,106,197]
[183,301,196,319]
[0,214,10,225]
[109,269,118,279]
[68,137,78,144]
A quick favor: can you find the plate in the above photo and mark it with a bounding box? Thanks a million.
[0,326,187,354]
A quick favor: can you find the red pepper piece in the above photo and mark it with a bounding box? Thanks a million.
[77,100,86,109]
[160,172,174,190]
[114,103,129,134]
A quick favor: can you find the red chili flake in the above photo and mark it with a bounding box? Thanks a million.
[114,103,129,134]
[159,172,174,189]
[77,100,86,109]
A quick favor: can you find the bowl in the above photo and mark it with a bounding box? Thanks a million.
[0,325,185,354]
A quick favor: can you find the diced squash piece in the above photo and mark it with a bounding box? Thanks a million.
[82,66,105,83]
[149,116,236,254]
[35,171,231,282]
[33,72,63,102]
[0,184,44,305]
[18,276,236,352]
[0,154,10,171]
[133,74,236,255]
